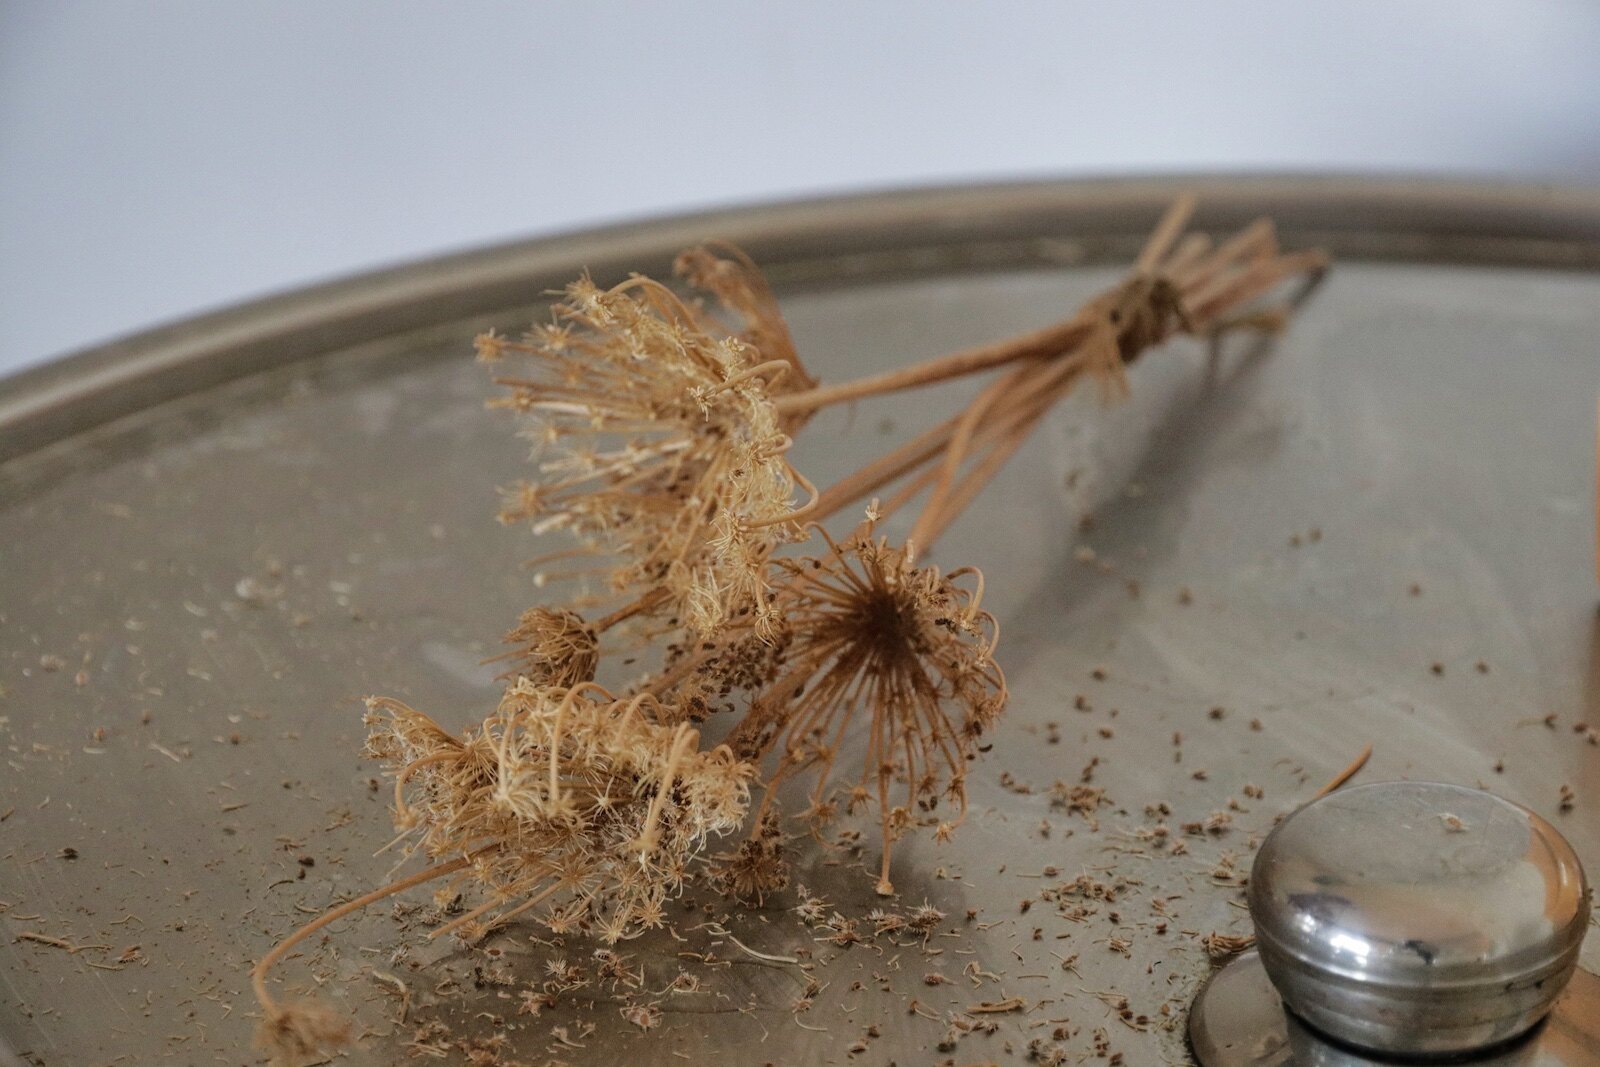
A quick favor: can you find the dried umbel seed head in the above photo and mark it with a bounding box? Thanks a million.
[648,613,794,723]
[366,681,753,943]
[252,687,758,1058]
[496,606,599,687]
[723,518,1007,895]
[479,272,815,639]
[714,809,791,903]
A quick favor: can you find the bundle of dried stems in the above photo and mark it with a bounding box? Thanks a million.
[252,196,1325,1061]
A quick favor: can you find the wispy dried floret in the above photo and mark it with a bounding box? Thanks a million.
[591,948,644,990]
[713,809,790,903]
[620,1001,663,1031]
[1048,782,1107,818]
[792,886,830,926]
[490,606,598,687]
[867,908,906,936]
[366,682,753,942]
[724,518,1007,895]
[480,272,814,638]
[1027,1037,1070,1066]
[672,242,817,419]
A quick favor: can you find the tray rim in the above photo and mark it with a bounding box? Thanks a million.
[4,173,1600,465]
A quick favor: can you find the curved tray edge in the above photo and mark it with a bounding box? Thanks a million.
[3,174,1598,465]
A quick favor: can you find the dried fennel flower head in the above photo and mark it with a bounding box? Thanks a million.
[496,606,599,687]
[479,271,813,639]
[723,518,1007,895]
[365,681,753,942]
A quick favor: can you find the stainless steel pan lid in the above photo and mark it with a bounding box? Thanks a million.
[2,177,1599,1066]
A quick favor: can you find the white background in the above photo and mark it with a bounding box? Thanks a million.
[3,1,1599,376]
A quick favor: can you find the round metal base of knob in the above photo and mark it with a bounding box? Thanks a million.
[1189,951,1600,1067]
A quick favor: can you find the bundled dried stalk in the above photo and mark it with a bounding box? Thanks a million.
[251,197,1325,1060]
[795,196,1328,544]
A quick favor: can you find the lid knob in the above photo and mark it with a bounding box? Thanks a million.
[1248,781,1590,1057]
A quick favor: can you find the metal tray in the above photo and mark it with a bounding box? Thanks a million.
[2,177,1598,1066]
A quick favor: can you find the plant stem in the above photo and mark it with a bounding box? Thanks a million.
[1134,194,1197,273]
[910,353,1061,552]
[771,315,1092,417]
[771,204,1304,424]
[811,412,966,523]
[594,588,670,632]
[1312,743,1374,800]
[907,351,1082,553]
[913,382,1062,553]
[252,854,475,1016]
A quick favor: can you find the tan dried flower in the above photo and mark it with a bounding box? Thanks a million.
[672,242,817,417]
[724,518,1007,895]
[490,606,599,687]
[620,1001,663,1031]
[480,272,814,638]
[366,682,753,941]
[713,809,790,903]
[252,685,753,1046]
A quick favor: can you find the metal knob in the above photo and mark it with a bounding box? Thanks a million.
[1190,781,1599,1065]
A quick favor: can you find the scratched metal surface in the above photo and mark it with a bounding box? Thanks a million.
[1,179,1598,1066]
